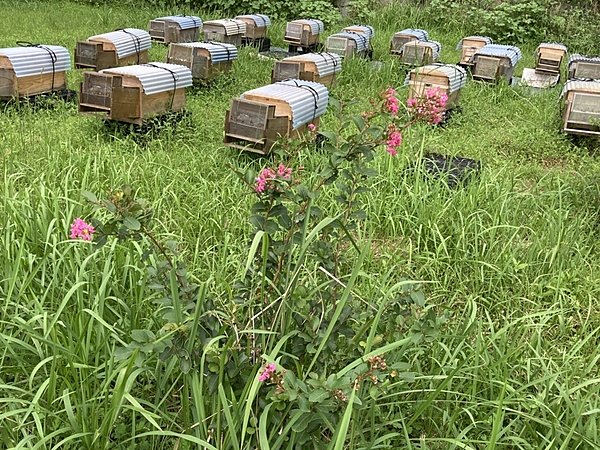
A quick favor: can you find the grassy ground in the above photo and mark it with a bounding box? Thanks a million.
[2,1,600,449]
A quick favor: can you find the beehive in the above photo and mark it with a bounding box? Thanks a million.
[456,36,492,66]
[284,19,325,48]
[398,40,441,65]
[79,62,193,125]
[167,42,237,81]
[405,63,468,110]
[568,54,600,81]
[561,80,600,136]
[224,79,329,154]
[235,14,271,39]
[342,25,374,41]
[203,19,247,46]
[390,29,429,55]
[75,28,151,71]
[148,16,202,44]
[470,44,522,83]
[272,52,342,86]
[535,43,567,75]
[0,44,71,99]
[325,31,371,58]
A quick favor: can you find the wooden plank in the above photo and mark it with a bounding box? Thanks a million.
[0,68,16,98]
[15,71,66,97]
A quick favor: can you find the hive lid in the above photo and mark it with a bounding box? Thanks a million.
[342,25,374,38]
[537,42,567,53]
[0,44,71,77]
[89,28,152,58]
[174,42,238,62]
[473,44,522,66]
[456,36,492,50]
[289,19,325,35]
[235,14,271,27]
[405,63,467,92]
[282,52,342,76]
[561,80,600,96]
[327,32,370,52]
[153,15,202,30]
[395,29,429,41]
[101,62,193,95]
[569,54,600,65]
[204,19,247,36]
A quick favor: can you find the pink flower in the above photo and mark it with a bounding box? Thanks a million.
[70,218,95,241]
[382,87,400,116]
[385,130,402,156]
[307,123,316,132]
[407,87,448,125]
[277,163,292,180]
[254,165,293,194]
[258,363,276,382]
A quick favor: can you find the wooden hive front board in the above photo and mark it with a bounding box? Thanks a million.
[569,61,600,80]
[473,55,513,82]
[149,20,167,42]
[407,71,460,109]
[284,23,319,47]
[460,40,488,65]
[272,61,304,82]
[238,18,267,39]
[391,35,417,54]
[536,48,565,74]
[402,44,433,65]
[79,72,113,111]
[0,55,67,98]
[563,91,600,135]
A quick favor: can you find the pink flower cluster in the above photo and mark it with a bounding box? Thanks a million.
[383,87,399,116]
[386,128,402,156]
[407,87,449,125]
[255,164,293,194]
[258,363,276,382]
[70,218,95,241]
[307,123,316,132]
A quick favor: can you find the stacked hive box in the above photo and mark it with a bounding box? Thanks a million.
[390,29,428,55]
[272,52,342,86]
[203,19,247,46]
[456,36,492,66]
[325,31,372,59]
[284,19,324,51]
[235,14,271,50]
[470,44,522,83]
[167,42,238,81]
[75,28,151,71]
[148,16,202,44]
[79,62,193,124]
[535,43,568,75]
[0,44,71,99]
[405,63,468,111]
[561,81,600,136]
[224,79,329,154]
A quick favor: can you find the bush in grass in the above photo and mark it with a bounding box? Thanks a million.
[72,88,448,447]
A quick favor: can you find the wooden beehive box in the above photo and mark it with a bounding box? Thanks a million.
[342,25,374,41]
[272,52,342,86]
[471,44,522,83]
[457,36,492,66]
[203,19,246,46]
[284,19,324,47]
[561,81,600,136]
[406,64,468,110]
[148,16,202,44]
[235,14,271,39]
[568,54,600,80]
[224,79,329,154]
[75,28,151,71]
[325,32,371,59]
[399,40,441,65]
[535,43,567,75]
[390,29,428,55]
[0,44,71,99]
[79,62,193,125]
[167,42,237,81]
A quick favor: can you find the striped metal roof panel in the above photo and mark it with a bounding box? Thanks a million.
[283,52,342,76]
[0,45,71,77]
[234,14,271,27]
[203,19,247,36]
[342,25,374,38]
[561,80,600,96]
[326,32,370,53]
[473,44,522,66]
[456,35,492,49]
[405,63,468,93]
[154,15,202,30]
[89,28,151,58]
[396,29,429,41]
[289,19,325,35]
[537,42,567,52]
[242,79,329,129]
[100,62,193,95]
[569,54,600,65]
[175,42,238,62]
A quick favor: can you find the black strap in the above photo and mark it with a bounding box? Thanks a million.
[317,52,338,81]
[278,80,320,122]
[177,15,201,28]
[117,29,142,64]
[143,63,179,109]
[207,41,232,61]
[17,41,57,90]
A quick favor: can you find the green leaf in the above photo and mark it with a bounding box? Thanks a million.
[308,388,329,403]
[351,114,366,132]
[123,216,141,231]
[81,190,98,203]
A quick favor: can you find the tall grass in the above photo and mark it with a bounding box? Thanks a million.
[1,0,600,449]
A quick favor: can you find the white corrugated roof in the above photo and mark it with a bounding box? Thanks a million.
[174,42,238,62]
[0,45,71,77]
[561,80,600,96]
[537,42,567,52]
[456,36,492,50]
[204,19,247,36]
[235,14,271,27]
[89,28,151,58]
[283,52,342,76]
[406,63,468,93]
[101,62,193,95]
[473,44,522,66]
[154,15,202,30]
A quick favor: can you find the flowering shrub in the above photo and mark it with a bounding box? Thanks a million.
[407,87,449,125]
[69,218,95,241]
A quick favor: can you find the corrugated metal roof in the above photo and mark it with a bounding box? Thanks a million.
[537,42,567,52]
[89,28,151,58]
[242,79,329,129]
[473,44,522,66]
[203,19,247,36]
[175,42,238,62]
[401,40,441,61]
[456,35,492,50]
[405,63,468,93]
[343,25,374,38]
[561,80,600,96]
[396,29,429,41]
[569,54,600,65]
[289,19,325,35]
[326,32,370,53]
[235,14,271,27]
[283,52,342,76]
[0,45,71,77]
[154,15,202,30]
[101,62,193,95]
